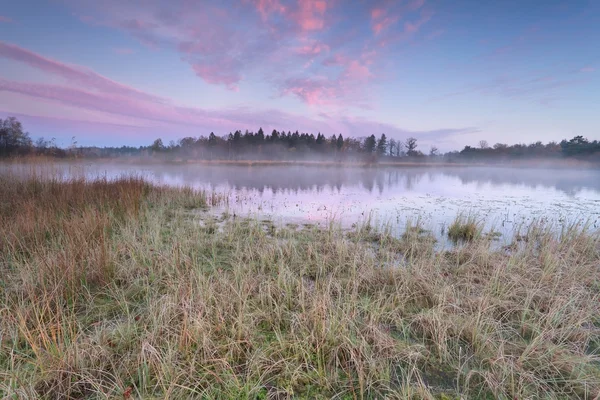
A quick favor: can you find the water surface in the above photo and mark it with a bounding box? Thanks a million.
[4,162,600,244]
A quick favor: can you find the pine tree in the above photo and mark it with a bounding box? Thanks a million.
[336,134,344,150]
[364,135,376,153]
[376,134,387,156]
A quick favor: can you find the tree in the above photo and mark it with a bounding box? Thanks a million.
[388,139,396,157]
[35,137,48,149]
[479,140,489,149]
[405,137,418,156]
[150,138,164,152]
[0,116,32,155]
[364,135,376,153]
[376,134,387,156]
[256,127,265,143]
[329,134,337,148]
[395,140,404,157]
[430,146,439,156]
[316,133,324,146]
[208,132,217,147]
[180,137,196,149]
[336,134,344,150]
[561,135,597,157]
[270,129,279,143]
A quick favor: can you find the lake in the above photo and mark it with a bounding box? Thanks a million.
[3,162,600,245]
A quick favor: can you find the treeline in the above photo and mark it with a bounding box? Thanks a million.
[1,116,599,163]
[449,138,600,162]
[145,130,422,161]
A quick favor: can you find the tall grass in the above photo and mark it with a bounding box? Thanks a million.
[1,173,599,399]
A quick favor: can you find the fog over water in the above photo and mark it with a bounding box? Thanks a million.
[4,162,600,244]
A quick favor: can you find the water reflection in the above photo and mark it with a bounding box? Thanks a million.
[2,163,599,240]
[138,165,600,197]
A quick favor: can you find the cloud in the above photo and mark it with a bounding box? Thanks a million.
[191,61,241,90]
[580,66,595,73]
[0,16,12,23]
[324,115,479,148]
[322,53,349,66]
[296,41,330,56]
[0,41,162,103]
[430,72,589,103]
[251,0,286,21]
[373,16,398,35]
[61,0,436,109]
[0,42,473,147]
[370,6,399,35]
[281,53,374,107]
[288,0,328,32]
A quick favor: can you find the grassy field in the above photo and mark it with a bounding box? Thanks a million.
[1,173,599,399]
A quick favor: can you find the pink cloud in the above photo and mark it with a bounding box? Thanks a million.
[296,42,330,55]
[580,66,595,73]
[373,16,398,34]
[0,43,474,148]
[251,0,286,20]
[61,0,434,108]
[287,0,328,31]
[370,5,399,35]
[0,16,12,23]
[344,61,373,80]
[322,53,349,66]
[281,77,337,105]
[245,0,328,32]
[371,8,385,20]
[0,44,308,131]
[191,62,241,90]
[282,53,374,107]
[369,0,428,35]
[0,41,161,103]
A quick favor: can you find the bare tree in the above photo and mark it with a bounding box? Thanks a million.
[479,140,489,149]
[389,138,396,157]
[405,137,418,156]
[395,140,404,157]
[430,146,439,156]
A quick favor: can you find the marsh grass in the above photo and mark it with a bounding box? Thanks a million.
[447,214,484,243]
[1,173,599,399]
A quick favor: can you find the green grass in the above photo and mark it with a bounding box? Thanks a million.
[1,172,599,399]
[447,214,484,243]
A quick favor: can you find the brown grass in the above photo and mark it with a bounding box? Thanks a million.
[1,171,599,399]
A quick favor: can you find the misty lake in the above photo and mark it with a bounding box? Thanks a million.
[4,162,600,246]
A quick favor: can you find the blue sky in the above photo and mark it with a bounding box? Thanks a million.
[0,0,598,150]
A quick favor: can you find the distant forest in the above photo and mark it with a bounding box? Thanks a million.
[1,116,599,163]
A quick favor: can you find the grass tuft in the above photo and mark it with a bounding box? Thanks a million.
[447,214,483,243]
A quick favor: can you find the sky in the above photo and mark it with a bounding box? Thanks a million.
[0,0,599,150]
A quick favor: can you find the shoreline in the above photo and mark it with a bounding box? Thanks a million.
[2,156,599,170]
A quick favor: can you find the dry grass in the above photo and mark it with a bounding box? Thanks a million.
[1,172,599,399]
